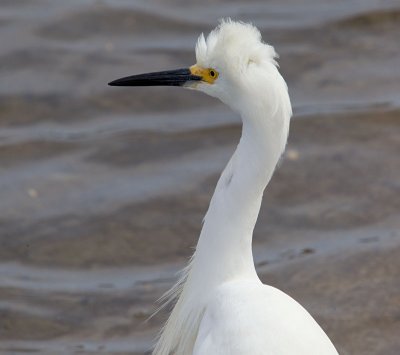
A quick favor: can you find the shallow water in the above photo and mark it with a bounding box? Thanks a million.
[1,1,400,354]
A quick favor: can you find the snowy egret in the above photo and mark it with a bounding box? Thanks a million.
[109,20,338,355]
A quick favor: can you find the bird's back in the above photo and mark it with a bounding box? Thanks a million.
[193,279,338,355]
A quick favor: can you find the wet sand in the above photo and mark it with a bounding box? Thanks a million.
[1,1,400,354]
[1,110,399,355]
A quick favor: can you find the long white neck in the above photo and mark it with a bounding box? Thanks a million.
[191,101,290,288]
[153,70,292,355]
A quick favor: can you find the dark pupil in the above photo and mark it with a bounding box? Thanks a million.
[210,70,215,77]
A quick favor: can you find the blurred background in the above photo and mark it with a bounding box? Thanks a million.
[0,0,399,354]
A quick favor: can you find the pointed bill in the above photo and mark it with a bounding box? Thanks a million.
[108,68,202,87]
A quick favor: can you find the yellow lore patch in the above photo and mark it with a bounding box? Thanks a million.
[190,65,219,84]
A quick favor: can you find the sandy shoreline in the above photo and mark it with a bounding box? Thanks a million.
[1,109,400,354]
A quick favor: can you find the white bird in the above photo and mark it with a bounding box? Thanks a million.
[109,19,338,355]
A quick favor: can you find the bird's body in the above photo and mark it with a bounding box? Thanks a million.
[110,19,338,355]
[194,280,335,355]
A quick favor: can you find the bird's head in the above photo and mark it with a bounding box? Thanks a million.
[109,19,282,113]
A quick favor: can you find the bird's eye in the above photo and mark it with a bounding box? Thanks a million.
[206,68,218,83]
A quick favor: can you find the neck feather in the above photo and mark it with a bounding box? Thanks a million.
[192,105,290,284]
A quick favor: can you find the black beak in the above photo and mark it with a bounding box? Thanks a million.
[108,68,202,87]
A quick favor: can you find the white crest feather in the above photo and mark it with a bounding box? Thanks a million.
[195,18,278,72]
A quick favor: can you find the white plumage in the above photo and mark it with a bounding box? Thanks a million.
[110,19,339,355]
